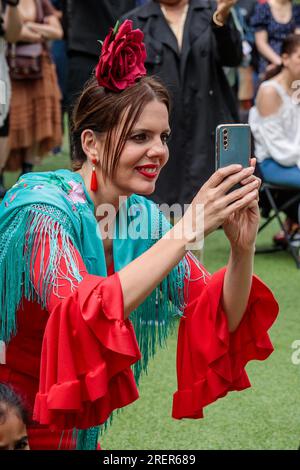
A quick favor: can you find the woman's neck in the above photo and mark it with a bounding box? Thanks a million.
[160,0,189,14]
[77,166,128,217]
[275,68,295,94]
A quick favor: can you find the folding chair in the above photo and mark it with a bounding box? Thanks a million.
[256,171,300,268]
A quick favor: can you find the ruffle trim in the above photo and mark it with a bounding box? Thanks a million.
[33,273,141,430]
[34,367,139,430]
[172,271,278,419]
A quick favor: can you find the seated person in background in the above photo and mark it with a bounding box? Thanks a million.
[249,34,300,243]
[0,383,29,450]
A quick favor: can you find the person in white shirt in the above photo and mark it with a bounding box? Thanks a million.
[249,33,300,185]
[249,33,300,242]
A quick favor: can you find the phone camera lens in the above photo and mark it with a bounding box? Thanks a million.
[222,129,228,150]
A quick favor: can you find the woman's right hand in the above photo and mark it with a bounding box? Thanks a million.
[175,164,259,245]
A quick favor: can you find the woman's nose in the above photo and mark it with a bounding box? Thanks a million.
[147,141,167,158]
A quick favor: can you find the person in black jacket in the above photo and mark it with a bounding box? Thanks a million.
[123,0,243,206]
[64,0,137,110]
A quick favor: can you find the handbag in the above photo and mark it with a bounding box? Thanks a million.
[7,43,43,80]
[7,0,44,80]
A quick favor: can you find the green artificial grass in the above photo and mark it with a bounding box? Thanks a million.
[3,150,300,450]
[3,146,71,190]
[100,228,300,450]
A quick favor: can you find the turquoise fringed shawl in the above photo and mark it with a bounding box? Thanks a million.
[0,169,188,449]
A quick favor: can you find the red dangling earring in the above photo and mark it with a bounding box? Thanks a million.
[90,158,98,192]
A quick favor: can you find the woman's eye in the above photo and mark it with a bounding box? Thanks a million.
[131,133,170,144]
[161,133,170,144]
[15,439,29,450]
[131,133,147,142]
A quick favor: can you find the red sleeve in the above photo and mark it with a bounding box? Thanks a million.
[31,233,141,431]
[172,254,279,419]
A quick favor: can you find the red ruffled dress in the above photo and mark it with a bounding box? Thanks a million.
[0,235,278,449]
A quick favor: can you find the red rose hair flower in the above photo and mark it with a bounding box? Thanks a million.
[96,20,147,92]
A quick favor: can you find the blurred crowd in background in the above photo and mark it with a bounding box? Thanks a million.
[1,0,300,240]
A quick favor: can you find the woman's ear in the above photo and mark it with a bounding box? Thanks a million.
[81,129,101,163]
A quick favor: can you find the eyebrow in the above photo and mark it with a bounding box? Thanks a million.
[131,128,171,134]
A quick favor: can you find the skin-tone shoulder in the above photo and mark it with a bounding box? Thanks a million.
[256,85,283,117]
[256,40,300,116]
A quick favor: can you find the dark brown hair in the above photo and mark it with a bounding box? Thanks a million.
[0,383,28,425]
[71,76,170,176]
[264,34,300,81]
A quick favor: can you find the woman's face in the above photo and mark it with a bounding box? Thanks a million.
[107,99,170,197]
[284,46,300,79]
[0,409,29,450]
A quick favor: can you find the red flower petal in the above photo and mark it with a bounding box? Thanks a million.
[96,19,147,92]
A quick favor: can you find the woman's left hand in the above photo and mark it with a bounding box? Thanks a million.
[223,158,261,252]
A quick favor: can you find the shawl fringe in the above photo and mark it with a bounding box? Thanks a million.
[0,203,82,343]
[0,189,192,450]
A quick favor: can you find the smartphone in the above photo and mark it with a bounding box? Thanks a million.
[215,123,251,171]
